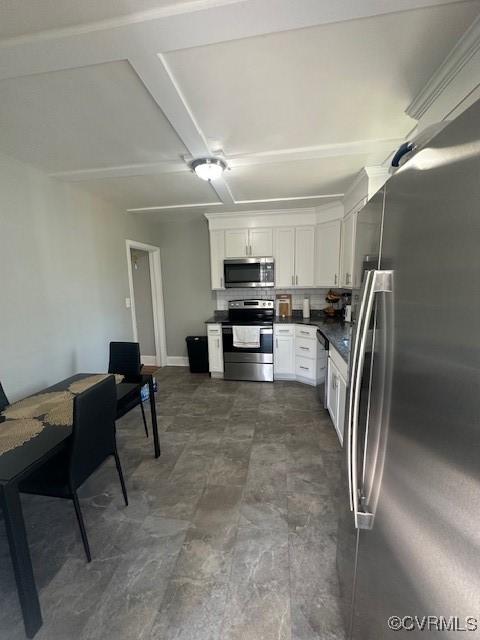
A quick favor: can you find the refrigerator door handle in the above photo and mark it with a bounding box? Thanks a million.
[350,270,393,530]
[347,270,374,511]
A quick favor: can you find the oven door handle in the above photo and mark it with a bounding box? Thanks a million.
[222,326,273,335]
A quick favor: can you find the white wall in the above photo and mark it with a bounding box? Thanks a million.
[155,216,216,358]
[0,151,158,401]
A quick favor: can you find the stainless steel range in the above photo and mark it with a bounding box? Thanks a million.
[222,299,274,382]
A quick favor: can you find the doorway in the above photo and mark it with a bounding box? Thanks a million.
[126,240,167,367]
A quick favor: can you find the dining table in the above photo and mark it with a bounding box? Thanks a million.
[0,372,160,638]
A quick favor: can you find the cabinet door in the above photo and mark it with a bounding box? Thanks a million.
[225,229,249,258]
[207,325,223,373]
[274,335,295,377]
[327,357,339,427]
[249,228,273,257]
[336,373,346,445]
[274,227,295,288]
[315,220,341,287]
[294,226,315,287]
[340,213,356,287]
[210,230,225,290]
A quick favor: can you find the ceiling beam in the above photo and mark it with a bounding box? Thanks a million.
[127,201,223,213]
[0,0,467,80]
[49,137,403,182]
[50,160,187,181]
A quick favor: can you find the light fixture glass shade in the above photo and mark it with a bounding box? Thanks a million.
[191,157,226,181]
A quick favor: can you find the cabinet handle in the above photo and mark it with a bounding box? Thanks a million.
[245,245,248,256]
[300,346,309,351]
[220,276,223,288]
[300,366,309,371]
[249,245,252,256]
[296,275,298,285]
[278,329,289,333]
[275,338,278,348]
[300,331,309,335]
[291,275,294,285]
[346,273,350,285]
[334,273,337,285]
[217,338,220,348]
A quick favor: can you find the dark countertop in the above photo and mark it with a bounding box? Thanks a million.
[205,311,351,364]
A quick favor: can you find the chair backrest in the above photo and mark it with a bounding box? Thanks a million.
[69,375,117,490]
[0,382,10,413]
[108,341,142,379]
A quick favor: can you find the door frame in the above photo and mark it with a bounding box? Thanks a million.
[126,239,167,367]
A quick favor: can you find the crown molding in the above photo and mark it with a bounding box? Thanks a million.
[406,14,480,120]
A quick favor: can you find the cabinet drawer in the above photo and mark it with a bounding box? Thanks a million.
[274,324,294,337]
[207,324,222,336]
[295,337,317,359]
[295,325,317,340]
[295,356,315,380]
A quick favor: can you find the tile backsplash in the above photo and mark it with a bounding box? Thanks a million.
[216,288,333,311]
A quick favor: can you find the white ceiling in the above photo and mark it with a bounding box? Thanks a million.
[0,61,187,172]
[165,5,474,154]
[0,0,479,217]
[0,0,194,40]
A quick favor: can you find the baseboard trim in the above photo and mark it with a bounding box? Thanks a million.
[141,355,158,366]
[167,356,189,367]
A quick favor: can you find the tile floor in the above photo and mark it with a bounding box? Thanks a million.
[0,368,345,640]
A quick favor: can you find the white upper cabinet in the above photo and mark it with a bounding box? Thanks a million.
[340,213,356,288]
[274,227,295,287]
[210,229,225,290]
[315,219,341,287]
[294,226,315,287]
[249,228,273,256]
[225,228,273,257]
[207,212,341,291]
[225,229,249,258]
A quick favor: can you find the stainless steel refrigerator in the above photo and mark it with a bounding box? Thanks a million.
[337,97,480,639]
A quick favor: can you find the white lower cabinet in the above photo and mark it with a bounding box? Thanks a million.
[274,323,327,385]
[327,346,348,445]
[207,324,223,376]
[273,325,295,379]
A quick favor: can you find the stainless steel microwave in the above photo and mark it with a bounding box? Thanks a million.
[223,257,275,288]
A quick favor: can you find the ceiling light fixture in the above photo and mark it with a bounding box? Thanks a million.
[191,157,227,181]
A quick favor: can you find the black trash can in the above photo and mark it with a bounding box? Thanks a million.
[185,336,209,373]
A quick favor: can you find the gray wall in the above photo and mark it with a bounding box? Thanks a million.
[131,249,156,356]
[156,216,215,358]
[0,150,158,400]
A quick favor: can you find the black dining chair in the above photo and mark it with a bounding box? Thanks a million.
[108,341,149,437]
[19,376,128,563]
[0,382,10,413]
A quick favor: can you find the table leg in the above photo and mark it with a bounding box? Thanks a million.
[148,377,161,458]
[0,482,42,638]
